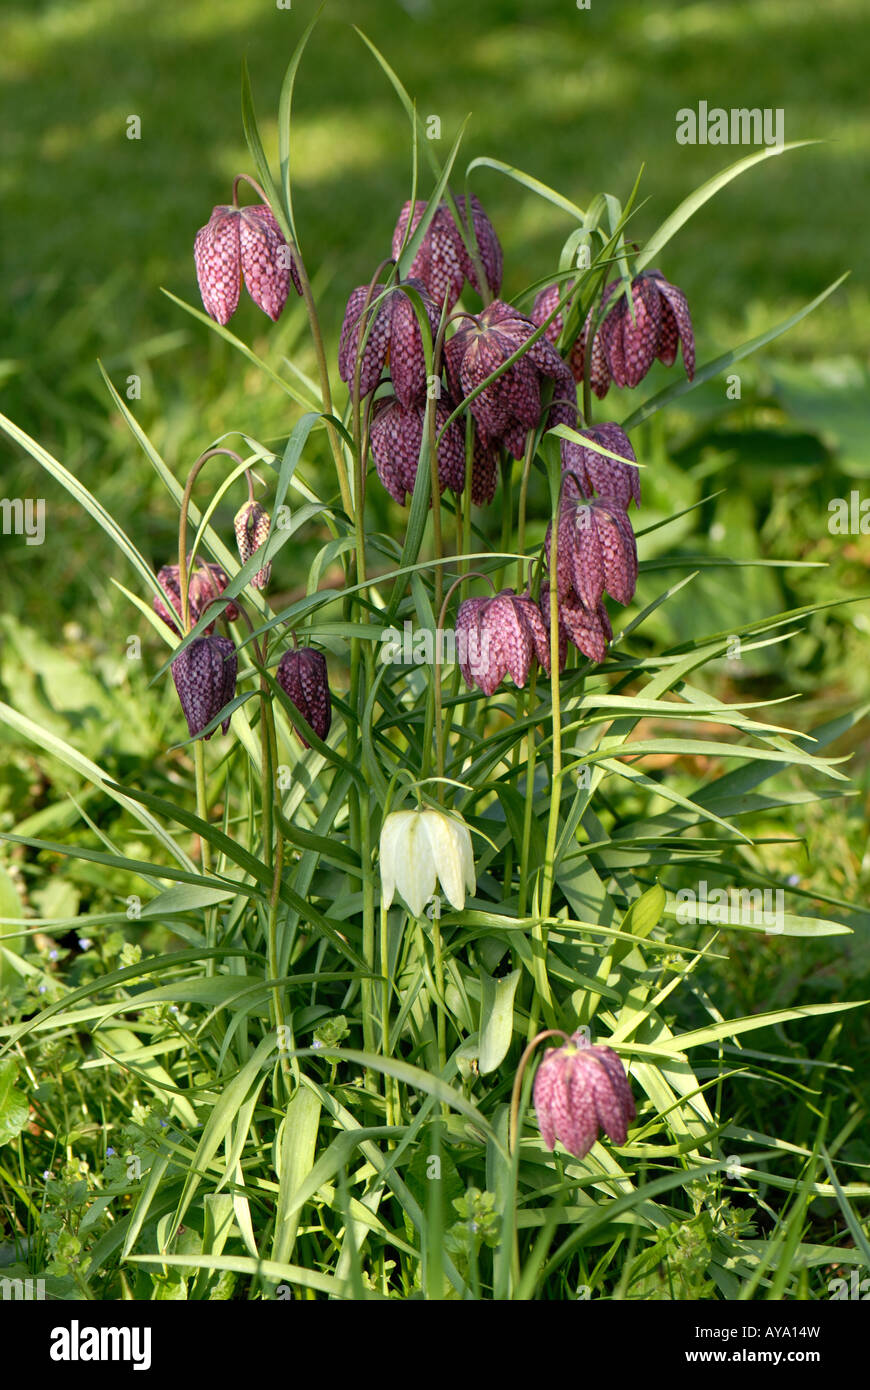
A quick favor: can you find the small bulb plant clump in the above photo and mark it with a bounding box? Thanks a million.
[2,22,858,1302]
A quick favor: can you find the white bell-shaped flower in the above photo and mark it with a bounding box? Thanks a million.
[379,808,476,918]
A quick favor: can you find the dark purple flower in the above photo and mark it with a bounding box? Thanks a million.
[338,277,440,407]
[234,500,272,590]
[154,556,240,636]
[369,395,466,505]
[391,194,503,311]
[581,270,695,398]
[533,1035,636,1159]
[560,422,640,510]
[546,493,638,609]
[444,300,577,459]
[194,203,301,325]
[276,648,332,748]
[547,590,613,665]
[455,589,551,697]
[171,635,237,740]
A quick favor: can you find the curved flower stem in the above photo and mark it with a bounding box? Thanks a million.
[508,1029,570,1156]
[233,172,352,518]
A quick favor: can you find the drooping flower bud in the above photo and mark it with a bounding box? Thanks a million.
[546,493,638,609]
[369,396,465,505]
[338,278,440,407]
[456,590,551,696]
[233,500,272,590]
[153,556,240,635]
[444,300,577,459]
[560,422,640,510]
[194,203,301,326]
[533,1034,636,1159]
[391,194,503,311]
[276,648,332,748]
[580,270,695,398]
[171,635,237,740]
[380,808,476,919]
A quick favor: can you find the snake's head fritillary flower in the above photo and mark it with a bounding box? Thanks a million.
[444,300,577,459]
[276,648,332,749]
[234,500,272,590]
[544,589,612,665]
[171,635,237,740]
[580,271,695,398]
[546,492,638,609]
[533,1035,636,1159]
[391,194,503,311]
[338,277,440,408]
[560,423,640,510]
[194,203,301,326]
[369,395,466,505]
[456,590,551,696]
[380,808,476,919]
[153,556,240,635]
[531,283,590,384]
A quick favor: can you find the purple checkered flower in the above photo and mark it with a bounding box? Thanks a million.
[276,648,332,749]
[456,589,551,697]
[234,500,272,590]
[369,395,466,505]
[546,493,638,609]
[444,300,577,459]
[560,422,640,510]
[391,194,503,311]
[338,277,440,407]
[171,635,237,740]
[194,203,301,325]
[154,556,240,635]
[533,1035,636,1159]
[531,282,586,382]
[580,270,695,398]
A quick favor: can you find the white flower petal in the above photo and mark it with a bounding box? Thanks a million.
[422,810,466,912]
[379,810,415,909]
[395,814,436,918]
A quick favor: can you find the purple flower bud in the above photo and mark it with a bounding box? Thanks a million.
[171,635,237,740]
[391,194,502,311]
[233,500,272,590]
[276,648,332,748]
[194,203,301,326]
[445,300,577,460]
[154,556,240,635]
[581,271,695,398]
[338,278,439,407]
[456,589,551,696]
[546,494,638,609]
[369,396,466,505]
[533,1035,636,1159]
[560,423,640,510]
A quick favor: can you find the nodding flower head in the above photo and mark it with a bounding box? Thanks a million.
[444,299,577,459]
[194,202,301,326]
[338,277,440,407]
[560,422,640,511]
[171,635,237,741]
[380,807,476,919]
[153,556,240,635]
[369,395,466,506]
[276,648,332,749]
[533,1034,636,1159]
[580,270,695,398]
[391,194,503,312]
[546,492,638,610]
[234,500,272,590]
[456,589,551,697]
[531,282,586,382]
